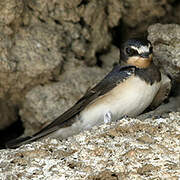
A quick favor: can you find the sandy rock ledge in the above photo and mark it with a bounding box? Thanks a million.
[0,112,179,179]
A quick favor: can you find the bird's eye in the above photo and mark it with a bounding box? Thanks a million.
[125,47,138,56]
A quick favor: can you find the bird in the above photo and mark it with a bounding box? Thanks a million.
[6,38,161,148]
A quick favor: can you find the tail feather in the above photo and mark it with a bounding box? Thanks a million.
[6,125,59,149]
[5,136,34,149]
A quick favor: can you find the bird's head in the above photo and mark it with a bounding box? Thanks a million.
[120,38,153,68]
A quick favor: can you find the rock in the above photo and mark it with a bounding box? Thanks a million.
[78,0,112,65]
[0,112,179,179]
[0,0,119,128]
[24,0,114,65]
[20,61,108,135]
[137,164,160,175]
[122,0,166,28]
[148,23,180,82]
[88,170,122,179]
[0,0,24,34]
[120,0,169,39]
[0,24,64,105]
[99,45,120,68]
[0,1,179,103]
[137,134,155,144]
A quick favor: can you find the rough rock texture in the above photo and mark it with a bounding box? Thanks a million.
[0,0,24,30]
[23,0,114,65]
[148,24,180,82]
[0,24,64,103]
[0,112,179,179]
[116,0,176,40]
[122,0,166,28]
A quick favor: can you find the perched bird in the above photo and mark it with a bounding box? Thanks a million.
[6,38,161,148]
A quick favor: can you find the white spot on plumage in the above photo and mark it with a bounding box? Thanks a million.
[104,111,112,124]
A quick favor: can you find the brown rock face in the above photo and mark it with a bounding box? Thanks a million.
[122,0,167,28]
[0,24,64,103]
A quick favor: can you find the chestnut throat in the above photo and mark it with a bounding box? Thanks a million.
[127,55,152,69]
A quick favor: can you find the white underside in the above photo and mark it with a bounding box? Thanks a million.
[52,75,160,139]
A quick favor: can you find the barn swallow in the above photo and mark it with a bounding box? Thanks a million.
[6,38,161,148]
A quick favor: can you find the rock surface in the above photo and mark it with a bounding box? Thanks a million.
[0,112,179,179]
[148,23,180,82]
[122,0,166,28]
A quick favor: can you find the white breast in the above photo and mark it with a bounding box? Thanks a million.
[51,75,160,140]
[80,75,161,129]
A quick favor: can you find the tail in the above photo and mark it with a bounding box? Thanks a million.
[6,124,59,149]
[6,136,35,149]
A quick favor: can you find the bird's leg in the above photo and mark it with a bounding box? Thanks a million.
[104,111,112,124]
